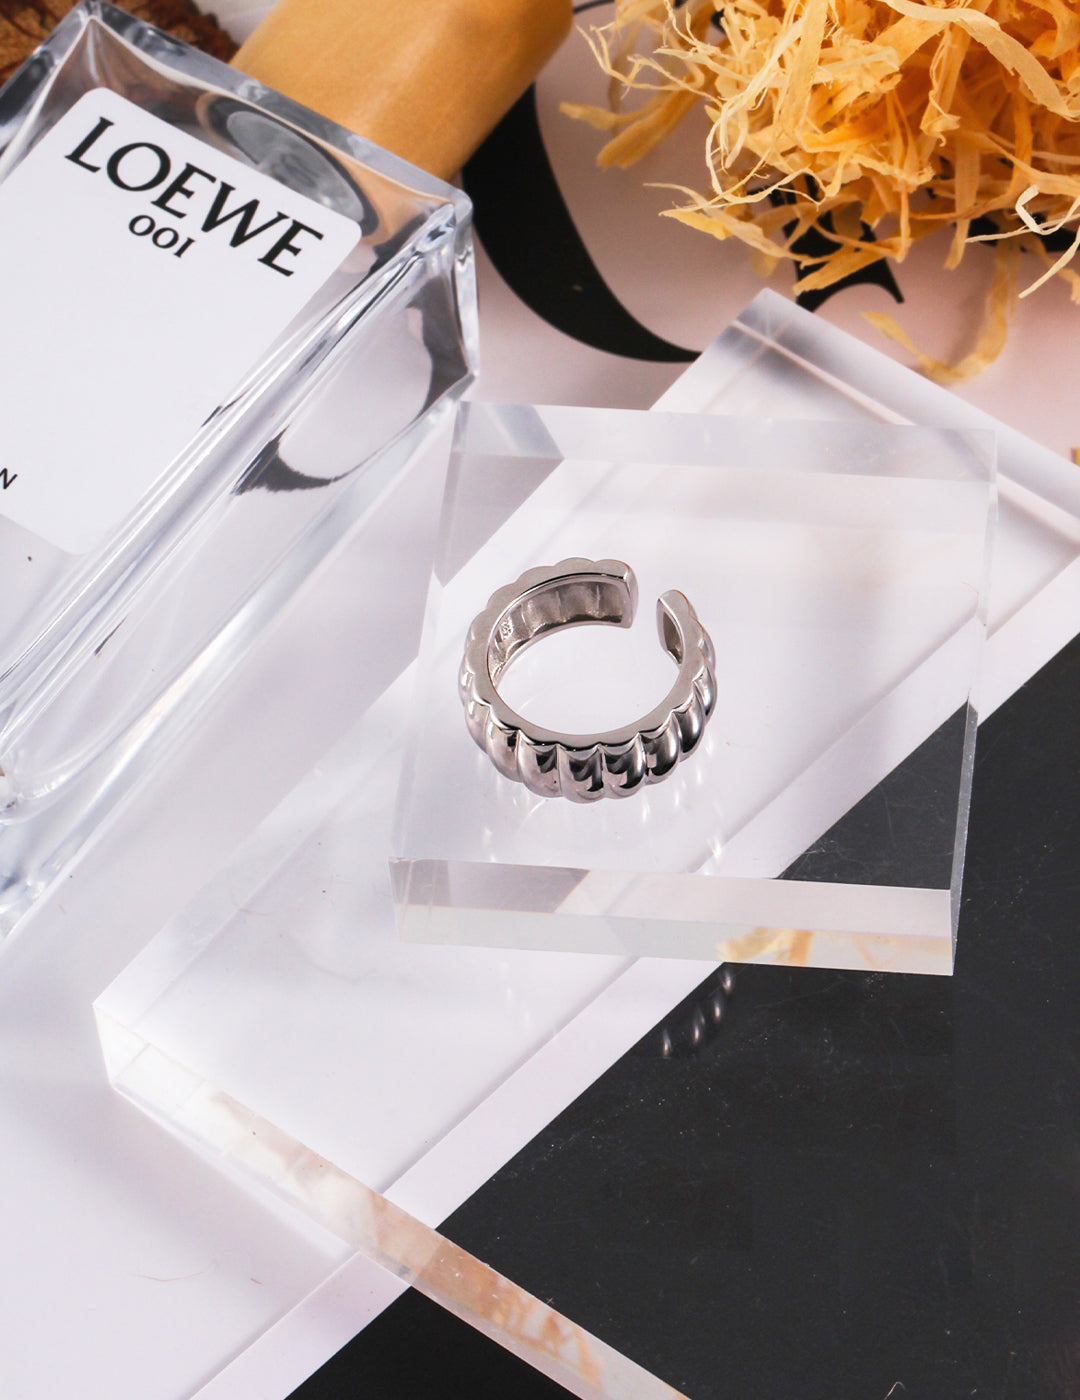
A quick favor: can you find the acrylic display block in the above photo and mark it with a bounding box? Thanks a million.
[95,673,718,1400]
[663,291,1080,720]
[392,404,995,974]
[94,289,1080,1400]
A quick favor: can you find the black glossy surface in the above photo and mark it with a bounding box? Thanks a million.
[289,1288,572,1400]
[293,624,1080,1400]
[783,707,969,889]
[461,88,695,364]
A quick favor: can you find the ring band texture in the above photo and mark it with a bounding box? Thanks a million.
[459,558,716,803]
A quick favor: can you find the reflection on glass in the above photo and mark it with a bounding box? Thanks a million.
[393,403,995,973]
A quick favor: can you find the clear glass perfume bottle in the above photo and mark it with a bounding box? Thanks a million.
[0,1,478,934]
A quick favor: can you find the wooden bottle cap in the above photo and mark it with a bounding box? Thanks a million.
[233,0,571,182]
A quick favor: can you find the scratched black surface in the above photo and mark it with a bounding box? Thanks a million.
[782,707,968,890]
[292,625,1080,1400]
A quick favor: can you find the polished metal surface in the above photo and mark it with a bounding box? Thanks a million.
[459,558,716,802]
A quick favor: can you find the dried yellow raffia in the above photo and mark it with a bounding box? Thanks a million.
[563,0,1080,379]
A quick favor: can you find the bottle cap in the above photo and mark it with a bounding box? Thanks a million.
[233,0,571,182]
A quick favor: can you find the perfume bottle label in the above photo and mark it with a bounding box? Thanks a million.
[0,88,360,554]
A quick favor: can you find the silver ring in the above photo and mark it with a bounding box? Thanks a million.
[458,558,716,803]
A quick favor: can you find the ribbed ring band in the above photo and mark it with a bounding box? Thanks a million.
[458,558,716,803]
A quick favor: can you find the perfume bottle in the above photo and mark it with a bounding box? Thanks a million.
[0,0,567,936]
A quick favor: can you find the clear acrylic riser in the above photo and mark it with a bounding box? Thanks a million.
[392,404,993,972]
[668,292,1080,721]
[95,291,1080,1400]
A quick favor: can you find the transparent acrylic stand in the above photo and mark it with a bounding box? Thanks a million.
[96,291,1080,1400]
[96,677,715,1399]
[392,404,994,974]
[665,291,1080,718]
